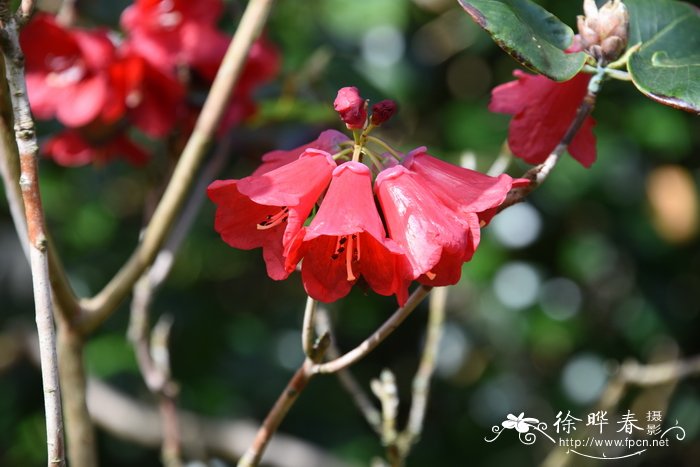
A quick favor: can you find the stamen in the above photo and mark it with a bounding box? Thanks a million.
[425,271,436,280]
[345,234,356,281]
[354,234,360,262]
[257,207,289,230]
[479,220,486,228]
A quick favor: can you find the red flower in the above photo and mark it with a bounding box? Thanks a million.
[207,149,337,280]
[218,36,281,130]
[375,165,480,286]
[44,130,149,166]
[252,129,351,176]
[108,53,186,137]
[334,87,367,129]
[489,70,596,167]
[120,0,229,78]
[285,162,410,305]
[21,14,116,127]
[402,149,516,224]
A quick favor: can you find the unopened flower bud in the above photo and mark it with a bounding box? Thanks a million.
[334,87,367,129]
[577,0,629,64]
[370,100,397,126]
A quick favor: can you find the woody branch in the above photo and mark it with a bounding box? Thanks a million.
[78,0,276,334]
[0,1,65,465]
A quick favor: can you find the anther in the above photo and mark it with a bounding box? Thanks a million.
[257,207,289,230]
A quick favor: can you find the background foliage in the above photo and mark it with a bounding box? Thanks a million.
[1,0,699,466]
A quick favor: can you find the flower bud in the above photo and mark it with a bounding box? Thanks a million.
[577,0,629,64]
[370,99,397,126]
[334,87,367,129]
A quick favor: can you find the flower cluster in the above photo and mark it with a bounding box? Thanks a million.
[20,1,279,166]
[208,88,519,304]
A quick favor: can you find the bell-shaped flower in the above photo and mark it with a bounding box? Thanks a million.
[107,53,186,137]
[120,0,228,77]
[285,162,410,304]
[252,129,351,176]
[21,14,116,127]
[375,165,480,286]
[208,149,337,280]
[489,70,596,167]
[402,149,517,224]
[44,129,149,166]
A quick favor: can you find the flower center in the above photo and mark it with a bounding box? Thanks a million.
[330,234,361,281]
[158,0,182,28]
[45,55,86,87]
[256,207,289,230]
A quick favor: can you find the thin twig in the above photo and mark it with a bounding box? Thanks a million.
[400,286,447,452]
[56,0,77,27]
[0,68,28,260]
[238,334,331,467]
[540,355,700,467]
[78,0,276,334]
[496,70,603,214]
[0,3,65,464]
[302,296,318,357]
[12,327,352,467]
[129,277,182,466]
[15,0,34,25]
[371,370,399,447]
[0,55,79,321]
[312,286,433,374]
[315,308,382,434]
[486,142,512,177]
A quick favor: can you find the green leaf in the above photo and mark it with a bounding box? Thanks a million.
[458,0,587,81]
[625,0,697,44]
[626,0,700,113]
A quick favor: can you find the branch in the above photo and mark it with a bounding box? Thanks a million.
[312,286,432,374]
[238,333,330,467]
[315,308,382,434]
[369,288,448,467]
[0,54,79,321]
[129,277,182,466]
[15,0,34,26]
[85,377,354,467]
[399,286,446,453]
[13,327,351,467]
[496,70,603,214]
[78,0,276,334]
[57,327,97,467]
[0,4,65,465]
[540,354,700,467]
[302,296,318,357]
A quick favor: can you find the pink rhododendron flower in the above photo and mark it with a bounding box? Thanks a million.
[21,14,116,127]
[489,70,596,167]
[44,130,149,166]
[375,165,480,286]
[252,129,351,176]
[285,162,410,305]
[208,149,337,280]
[108,53,186,137]
[120,0,229,77]
[402,148,517,223]
[334,87,367,129]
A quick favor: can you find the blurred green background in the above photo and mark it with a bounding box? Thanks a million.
[1,0,699,466]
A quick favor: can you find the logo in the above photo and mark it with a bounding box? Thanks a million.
[485,410,686,460]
